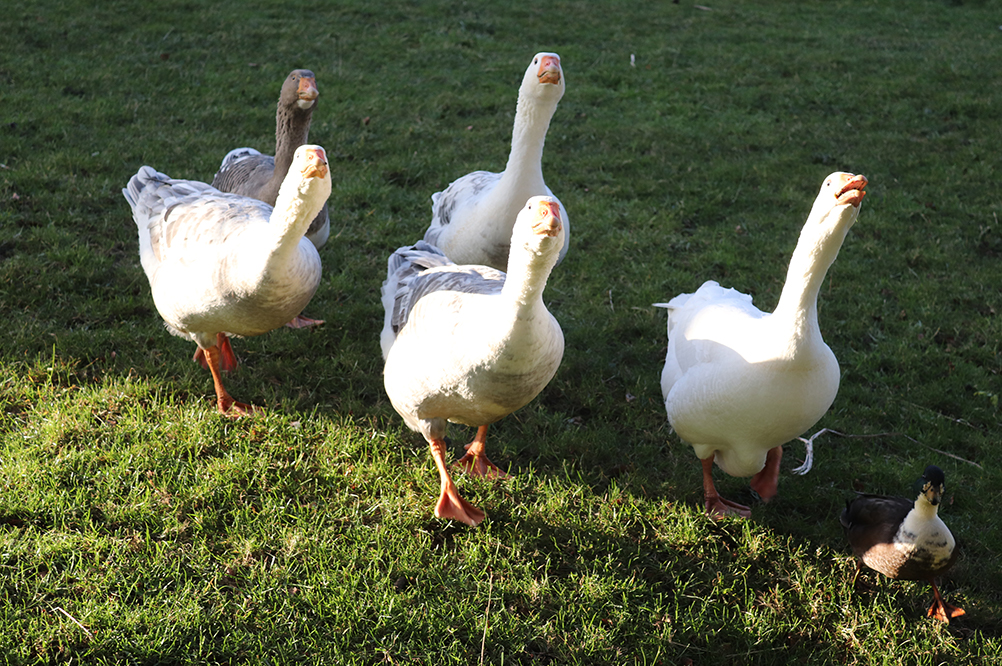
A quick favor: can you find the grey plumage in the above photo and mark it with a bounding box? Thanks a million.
[211,69,330,249]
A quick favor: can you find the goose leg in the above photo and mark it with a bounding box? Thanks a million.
[749,445,783,503]
[702,455,752,519]
[430,438,485,526]
[850,559,865,587]
[203,344,256,418]
[454,425,511,479]
[927,580,965,623]
[285,314,325,329]
[193,333,239,372]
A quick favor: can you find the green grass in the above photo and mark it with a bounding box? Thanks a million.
[2,0,1001,663]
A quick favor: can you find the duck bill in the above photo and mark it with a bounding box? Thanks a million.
[532,201,562,237]
[537,56,562,85]
[836,173,867,207]
[925,485,943,506]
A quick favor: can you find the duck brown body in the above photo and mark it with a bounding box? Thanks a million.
[840,465,964,623]
[841,493,958,581]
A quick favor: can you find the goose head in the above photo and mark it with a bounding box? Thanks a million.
[511,195,565,261]
[282,69,319,112]
[795,171,868,263]
[806,172,867,232]
[273,145,332,229]
[521,52,565,103]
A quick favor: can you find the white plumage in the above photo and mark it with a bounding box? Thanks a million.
[658,172,867,518]
[123,145,331,416]
[424,52,569,271]
[383,196,566,526]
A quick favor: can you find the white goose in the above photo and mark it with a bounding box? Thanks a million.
[658,172,867,518]
[123,145,331,417]
[423,52,569,271]
[382,196,566,526]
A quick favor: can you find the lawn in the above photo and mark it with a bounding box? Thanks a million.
[1,0,1000,663]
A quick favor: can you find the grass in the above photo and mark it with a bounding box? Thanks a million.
[2,0,1001,663]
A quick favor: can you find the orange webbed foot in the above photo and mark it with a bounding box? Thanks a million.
[705,495,752,519]
[928,584,965,623]
[928,601,966,623]
[452,425,511,480]
[454,448,512,480]
[429,437,486,526]
[217,397,260,418]
[285,315,325,329]
[435,487,486,527]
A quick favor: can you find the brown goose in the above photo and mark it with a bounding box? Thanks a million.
[841,465,964,623]
[212,69,329,329]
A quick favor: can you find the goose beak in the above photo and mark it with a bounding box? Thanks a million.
[531,200,562,237]
[297,76,319,109]
[302,147,328,179]
[537,55,562,85]
[836,173,867,207]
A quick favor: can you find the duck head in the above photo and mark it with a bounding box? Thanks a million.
[917,464,946,506]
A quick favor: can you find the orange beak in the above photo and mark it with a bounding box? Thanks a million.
[298,76,319,103]
[531,200,562,237]
[836,173,867,207]
[537,55,562,85]
[302,147,329,179]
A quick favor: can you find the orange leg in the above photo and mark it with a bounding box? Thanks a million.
[193,333,238,372]
[927,580,965,623]
[702,455,751,519]
[203,344,257,418]
[749,445,783,503]
[285,314,325,329]
[453,425,511,479]
[430,438,485,526]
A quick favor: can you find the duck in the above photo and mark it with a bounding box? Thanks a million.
[212,69,329,328]
[657,172,867,518]
[423,52,569,271]
[382,196,566,526]
[123,145,331,417]
[840,465,964,623]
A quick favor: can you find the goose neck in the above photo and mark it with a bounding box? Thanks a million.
[500,246,555,313]
[503,93,556,180]
[266,180,324,261]
[273,107,313,180]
